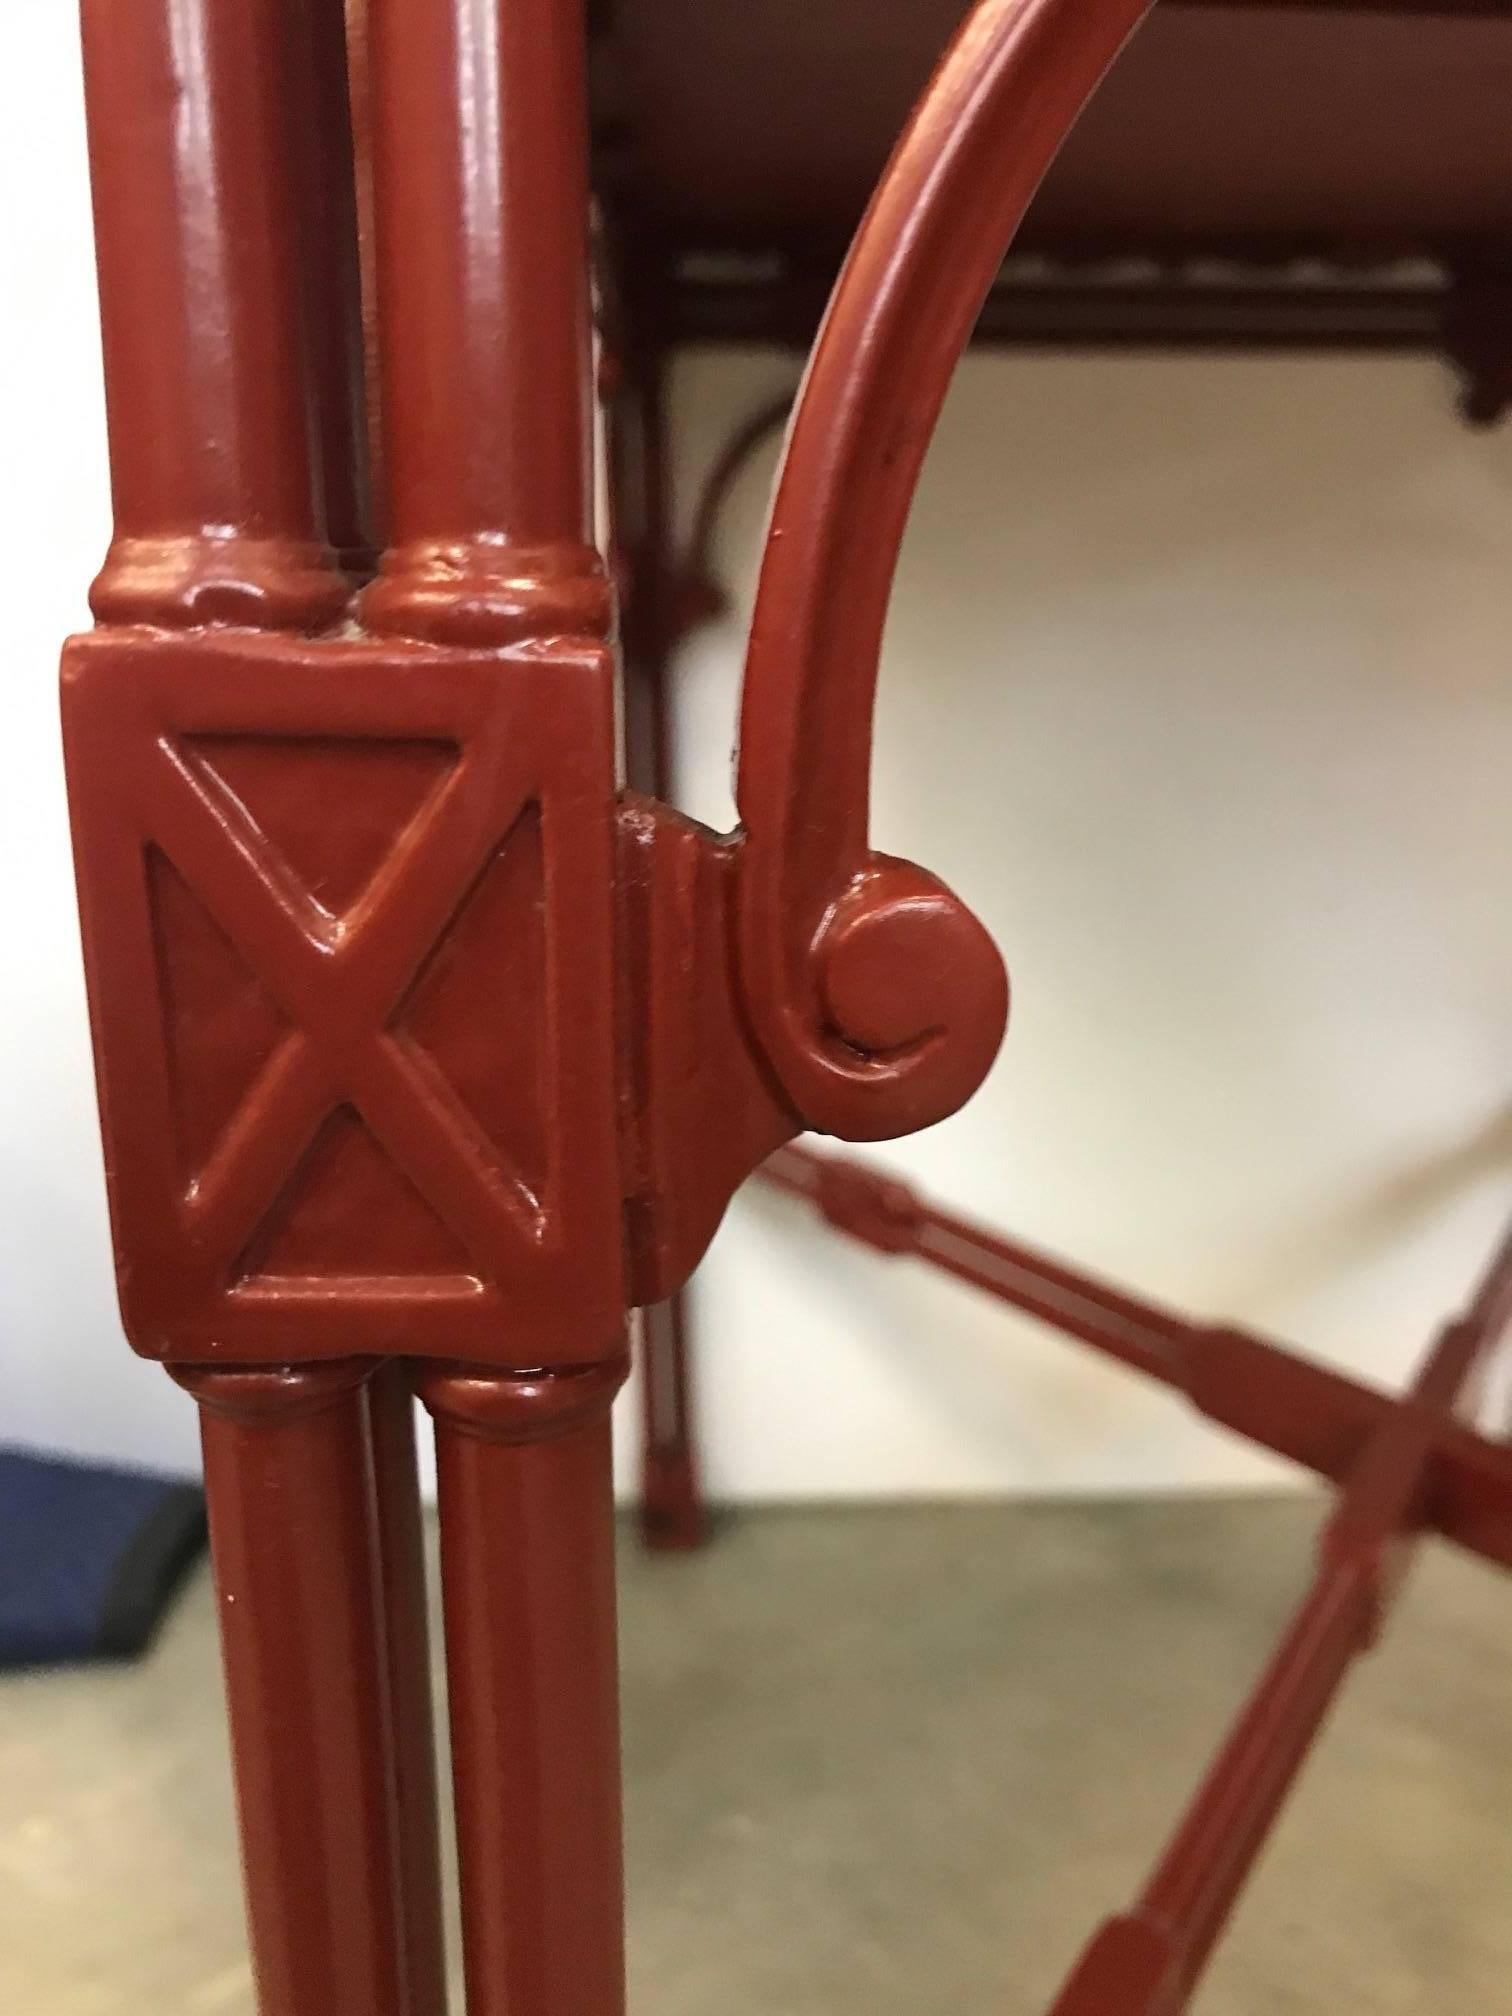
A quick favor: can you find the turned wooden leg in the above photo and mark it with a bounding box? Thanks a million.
[638,1299,706,1550]
[174,1363,409,2016]
[602,323,710,1555]
[418,1360,628,2016]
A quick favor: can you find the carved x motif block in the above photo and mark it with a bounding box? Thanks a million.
[63,630,624,1366]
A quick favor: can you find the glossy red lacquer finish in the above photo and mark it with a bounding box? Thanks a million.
[64,624,626,1367]
[421,1362,628,2016]
[173,1362,412,2016]
[64,0,1016,2003]
[736,0,1155,1144]
[68,7,447,2013]
[360,0,604,646]
[61,0,1512,2011]
[78,0,351,631]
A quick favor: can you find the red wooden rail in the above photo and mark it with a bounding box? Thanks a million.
[762,1145,1512,2013]
[762,1146,1512,1577]
[1056,1219,1512,2015]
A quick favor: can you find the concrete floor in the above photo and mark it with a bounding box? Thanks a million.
[2,1496,1509,2014]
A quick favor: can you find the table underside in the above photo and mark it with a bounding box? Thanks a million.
[592,1,1512,362]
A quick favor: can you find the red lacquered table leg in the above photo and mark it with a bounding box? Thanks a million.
[175,1365,410,2016]
[69,0,1028,2006]
[366,1363,449,2016]
[419,1363,628,2016]
[305,13,445,1978]
[72,3,426,2009]
[78,0,349,632]
[359,1,629,2007]
[637,1297,706,1550]
[601,299,707,1551]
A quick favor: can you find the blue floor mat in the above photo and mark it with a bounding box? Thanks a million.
[0,1447,206,1669]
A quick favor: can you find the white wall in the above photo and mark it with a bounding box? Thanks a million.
[0,8,179,1470]
[3,2,1509,1494]
[649,348,1512,1501]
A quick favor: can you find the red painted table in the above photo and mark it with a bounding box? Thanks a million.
[59,3,1511,2012]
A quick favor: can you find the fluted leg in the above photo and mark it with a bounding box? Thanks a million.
[419,1360,628,2016]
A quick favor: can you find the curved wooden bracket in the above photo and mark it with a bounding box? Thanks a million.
[614,0,1160,1297]
[732,0,1151,1140]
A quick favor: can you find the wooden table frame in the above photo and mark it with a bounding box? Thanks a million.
[59,2,1510,2011]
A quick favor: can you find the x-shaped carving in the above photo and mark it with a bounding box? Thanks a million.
[141,730,541,1304]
